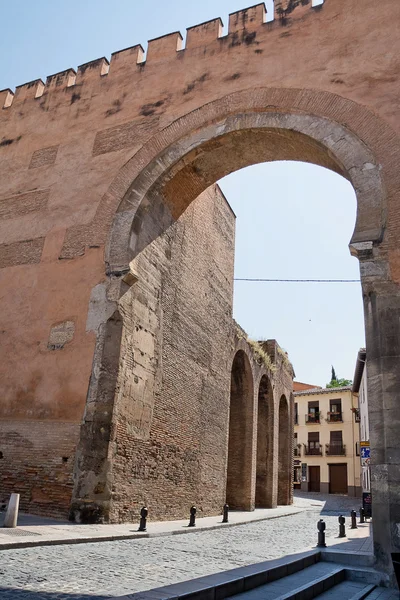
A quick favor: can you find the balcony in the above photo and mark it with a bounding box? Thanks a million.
[304,443,323,456]
[327,412,343,423]
[305,413,320,424]
[326,443,346,456]
[294,444,302,457]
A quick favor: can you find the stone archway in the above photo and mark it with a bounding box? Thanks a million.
[104,98,388,274]
[71,88,400,575]
[278,395,291,506]
[256,374,274,508]
[226,350,255,511]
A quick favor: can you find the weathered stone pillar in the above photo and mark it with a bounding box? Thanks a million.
[70,274,133,523]
[352,241,400,583]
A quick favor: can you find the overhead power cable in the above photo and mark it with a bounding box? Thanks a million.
[234,278,361,283]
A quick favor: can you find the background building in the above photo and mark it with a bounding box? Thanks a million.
[352,349,370,495]
[294,386,361,496]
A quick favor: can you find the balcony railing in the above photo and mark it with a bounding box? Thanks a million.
[327,412,343,423]
[305,413,320,424]
[294,444,302,457]
[304,443,323,456]
[326,443,346,456]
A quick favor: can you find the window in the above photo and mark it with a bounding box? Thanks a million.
[305,432,322,455]
[327,431,345,455]
[329,399,342,422]
[294,433,300,456]
[330,430,343,444]
[306,401,320,423]
[294,403,298,425]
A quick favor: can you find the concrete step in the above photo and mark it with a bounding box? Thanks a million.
[321,550,375,569]
[111,550,323,600]
[226,562,345,600]
[361,586,400,600]
[314,581,376,600]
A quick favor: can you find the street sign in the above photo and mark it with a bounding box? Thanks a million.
[361,444,370,466]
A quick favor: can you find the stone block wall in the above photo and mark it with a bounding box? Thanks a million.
[108,184,236,521]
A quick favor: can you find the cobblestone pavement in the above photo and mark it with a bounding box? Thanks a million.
[0,494,368,600]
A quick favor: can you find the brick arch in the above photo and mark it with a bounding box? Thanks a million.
[226,349,255,510]
[278,394,291,506]
[256,373,275,508]
[100,86,396,275]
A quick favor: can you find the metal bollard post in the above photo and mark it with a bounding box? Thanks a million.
[360,507,365,524]
[138,506,148,532]
[317,519,326,548]
[188,505,196,527]
[338,515,346,538]
[351,510,358,529]
[222,503,229,523]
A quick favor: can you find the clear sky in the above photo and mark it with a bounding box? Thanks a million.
[0,0,364,386]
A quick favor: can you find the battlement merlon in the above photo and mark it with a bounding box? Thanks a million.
[229,3,266,32]
[0,0,325,110]
[0,89,13,108]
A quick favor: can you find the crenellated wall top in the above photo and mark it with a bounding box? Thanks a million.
[0,1,324,110]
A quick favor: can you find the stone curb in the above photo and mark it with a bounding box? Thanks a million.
[0,508,303,551]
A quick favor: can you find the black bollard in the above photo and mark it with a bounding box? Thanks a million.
[360,507,365,524]
[222,503,229,523]
[188,505,196,527]
[138,506,148,532]
[338,515,346,538]
[351,510,358,529]
[317,519,326,548]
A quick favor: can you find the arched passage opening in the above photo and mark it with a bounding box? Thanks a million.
[105,101,385,273]
[256,374,274,508]
[278,395,291,506]
[226,350,254,511]
[73,89,398,573]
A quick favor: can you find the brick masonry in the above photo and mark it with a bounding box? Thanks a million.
[0,0,399,578]
[71,185,293,523]
[0,421,80,517]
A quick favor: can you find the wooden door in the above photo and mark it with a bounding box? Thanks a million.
[329,464,348,494]
[309,466,320,492]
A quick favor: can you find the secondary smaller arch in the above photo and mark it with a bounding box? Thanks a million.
[278,394,291,506]
[256,374,274,508]
[226,349,254,510]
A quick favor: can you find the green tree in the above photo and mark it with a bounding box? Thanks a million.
[326,366,352,388]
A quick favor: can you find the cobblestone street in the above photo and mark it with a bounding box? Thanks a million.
[0,495,368,600]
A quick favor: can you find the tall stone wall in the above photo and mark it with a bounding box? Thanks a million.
[107,184,237,522]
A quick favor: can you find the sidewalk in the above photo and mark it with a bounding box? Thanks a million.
[0,503,305,550]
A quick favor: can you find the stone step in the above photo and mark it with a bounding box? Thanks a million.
[226,562,346,600]
[111,550,323,600]
[314,581,376,600]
